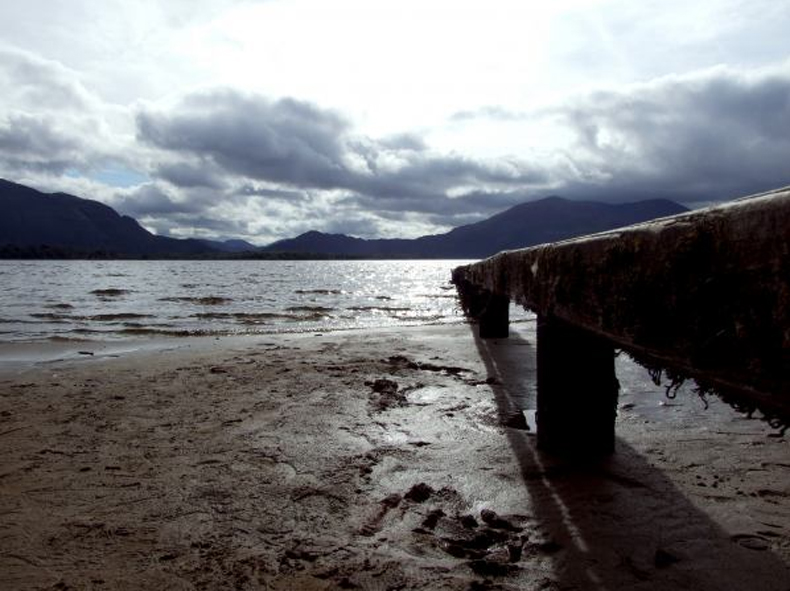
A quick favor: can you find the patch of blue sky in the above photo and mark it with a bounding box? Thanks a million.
[64,166,149,188]
[91,165,149,188]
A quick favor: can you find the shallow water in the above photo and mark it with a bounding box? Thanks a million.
[0,259,531,343]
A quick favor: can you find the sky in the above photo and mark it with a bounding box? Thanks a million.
[1,0,789,243]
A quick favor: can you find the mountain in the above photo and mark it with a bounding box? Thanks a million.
[198,238,259,253]
[264,231,405,257]
[0,179,216,257]
[263,196,689,258]
[0,178,689,259]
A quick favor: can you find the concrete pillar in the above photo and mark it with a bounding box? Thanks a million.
[457,281,510,339]
[478,292,510,339]
[457,281,486,318]
[536,315,619,456]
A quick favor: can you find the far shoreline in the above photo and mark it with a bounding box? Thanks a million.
[0,249,477,261]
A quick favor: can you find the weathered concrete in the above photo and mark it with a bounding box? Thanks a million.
[454,186,790,448]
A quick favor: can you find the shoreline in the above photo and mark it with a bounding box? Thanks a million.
[1,323,788,589]
[0,318,537,374]
[0,321,470,372]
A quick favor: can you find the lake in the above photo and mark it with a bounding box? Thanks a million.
[0,259,515,343]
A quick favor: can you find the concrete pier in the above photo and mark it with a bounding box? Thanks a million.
[453,186,790,454]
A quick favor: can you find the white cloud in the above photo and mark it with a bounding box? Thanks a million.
[0,47,141,182]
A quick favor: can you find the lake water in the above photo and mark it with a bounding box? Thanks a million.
[0,259,512,343]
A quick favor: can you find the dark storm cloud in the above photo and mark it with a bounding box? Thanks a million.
[137,91,352,189]
[141,212,251,240]
[556,67,790,201]
[352,155,544,200]
[136,89,546,212]
[130,65,790,241]
[321,214,384,238]
[114,183,204,217]
[115,182,263,240]
[234,184,307,202]
[342,189,533,229]
[170,214,251,236]
[153,161,227,190]
[352,66,790,221]
[0,113,83,174]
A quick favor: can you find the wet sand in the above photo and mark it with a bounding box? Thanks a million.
[1,323,788,590]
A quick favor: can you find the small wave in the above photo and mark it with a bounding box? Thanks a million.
[30,313,72,322]
[374,296,393,300]
[180,283,199,289]
[119,327,224,337]
[235,312,298,323]
[292,312,331,322]
[191,311,330,324]
[122,321,176,329]
[294,289,343,295]
[286,305,335,313]
[88,313,151,322]
[30,312,151,322]
[234,316,278,325]
[119,327,187,336]
[396,313,446,322]
[48,335,96,343]
[347,306,411,312]
[70,328,115,335]
[65,325,196,337]
[159,296,233,305]
[91,288,129,297]
[192,312,235,320]
[0,317,38,325]
[193,312,297,323]
[46,303,74,310]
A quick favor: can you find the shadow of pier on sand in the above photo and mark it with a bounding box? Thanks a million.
[470,323,790,591]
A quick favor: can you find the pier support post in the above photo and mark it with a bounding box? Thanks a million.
[479,293,509,339]
[536,315,619,456]
[457,281,509,339]
[457,281,486,318]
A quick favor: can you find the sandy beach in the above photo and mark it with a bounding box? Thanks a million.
[1,322,788,590]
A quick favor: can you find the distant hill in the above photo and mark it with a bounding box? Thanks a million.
[0,179,216,257]
[198,238,259,253]
[264,196,689,258]
[0,178,689,259]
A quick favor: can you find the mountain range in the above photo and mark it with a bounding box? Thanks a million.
[263,197,688,258]
[0,178,688,258]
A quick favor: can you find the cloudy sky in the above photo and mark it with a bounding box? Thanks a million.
[1,0,789,243]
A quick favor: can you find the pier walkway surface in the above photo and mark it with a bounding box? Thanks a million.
[453,186,790,455]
